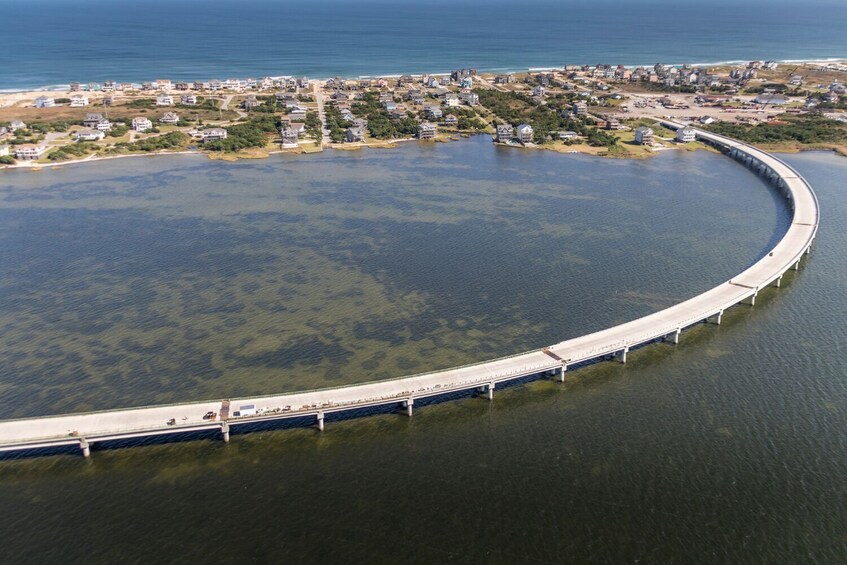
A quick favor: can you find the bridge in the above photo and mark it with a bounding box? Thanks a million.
[0,124,820,459]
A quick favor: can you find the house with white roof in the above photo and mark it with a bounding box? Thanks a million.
[35,96,55,108]
[676,126,696,143]
[132,117,153,132]
[15,143,48,160]
[516,123,534,143]
[74,129,105,141]
[202,128,228,142]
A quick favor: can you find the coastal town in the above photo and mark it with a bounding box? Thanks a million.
[1,59,847,167]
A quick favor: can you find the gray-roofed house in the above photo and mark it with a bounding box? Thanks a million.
[496,124,514,142]
[634,126,654,145]
[425,105,443,119]
[345,126,365,143]
[160,112,180,124]
[418,122,437,140]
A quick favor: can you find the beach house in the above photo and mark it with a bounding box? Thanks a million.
[496,124,514,142]
[345,126,365,143]
[634,126,654,145]
[74,129,105,142]
[14,143,48,160]
[202,128,228,143]
[425,105,443,120]
[70,95,89,107]
[280,127,299,146]
[35,96,55,108]
[676,127,696,143]
[418,122,437,140]
[516,123,534,144]
[160,112,180,124]
[156,94,174,106]
[132,117,153,132]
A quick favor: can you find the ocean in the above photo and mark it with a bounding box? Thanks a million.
[2,0,847,90]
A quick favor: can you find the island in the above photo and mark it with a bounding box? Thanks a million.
[1,59,846,169]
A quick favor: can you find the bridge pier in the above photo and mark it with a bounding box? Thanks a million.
[707,310,723,325]
[558,363,567,383]
[794,259,801,271]
[404,398,414,417]
[615,347,629,364]
[317,411,325,432]
[772,275,783,288]
[221,421,230,443]
[743,288,758,306]
[664,329,681,344]
[79,438,90,458]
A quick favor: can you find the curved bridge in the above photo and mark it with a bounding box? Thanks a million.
[0,125,820,458]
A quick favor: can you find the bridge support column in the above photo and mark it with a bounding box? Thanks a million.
[221,421,230,443]
[772,275,783,288]
[487,382,495,400]
[79,438,90,458]
[708,310,723,325]
[558,363,567,383]
[744,289,758,306]
[794,259,801,270]
[317,411,325,432]
[615,347,629,364]
[404,398,414,417]
[664,329,681,344]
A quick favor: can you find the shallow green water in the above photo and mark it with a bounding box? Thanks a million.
[0,138,784,417]
[1,142,844,562]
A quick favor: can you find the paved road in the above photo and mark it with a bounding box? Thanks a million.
[312,82,330,148]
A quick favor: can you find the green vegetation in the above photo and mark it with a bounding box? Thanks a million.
[0,155,15,165]
[475,89,616,146]
[245,95,280,113]
[435,106,487,131]
[47,142,99,161]
[325,104,352,142]
[125,98,155,109]
[28,121,77,134]
[205,116,279,151]
[115,131,189,152]
[348,92,416,140]
[305,111,322,143]
[631,81,698,94]
[705,114,847,145]
[743,83,788,94]
[108,125,130,137]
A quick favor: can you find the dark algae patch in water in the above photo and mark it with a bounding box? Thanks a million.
[0,138,784,417]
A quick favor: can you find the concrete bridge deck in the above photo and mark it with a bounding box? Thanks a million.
[0,125,820,458]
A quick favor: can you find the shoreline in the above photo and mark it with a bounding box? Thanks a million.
[1,57,846,94]
[1,135,838,174]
